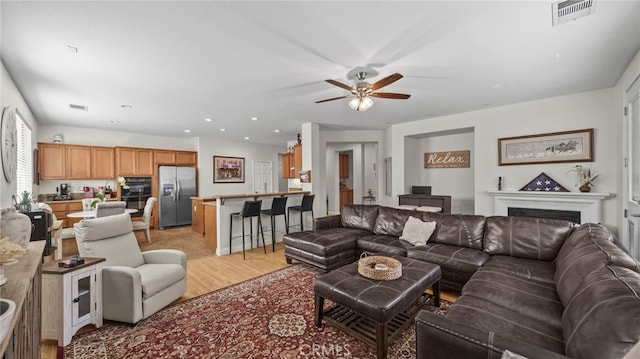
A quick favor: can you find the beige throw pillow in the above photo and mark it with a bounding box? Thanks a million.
[400,216,436,246]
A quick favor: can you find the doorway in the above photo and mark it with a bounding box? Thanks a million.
[253,161,273,194]
[623,74,640,259]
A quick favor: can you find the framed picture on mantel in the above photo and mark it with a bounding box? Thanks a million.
[213,156,244,183]
[498,128,594,166]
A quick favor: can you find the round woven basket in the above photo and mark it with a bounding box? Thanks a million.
[358,255,402,281]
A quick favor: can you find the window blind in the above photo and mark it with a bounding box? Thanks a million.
[16,112,32,196]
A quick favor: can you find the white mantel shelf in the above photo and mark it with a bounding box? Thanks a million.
[487,190,612,224]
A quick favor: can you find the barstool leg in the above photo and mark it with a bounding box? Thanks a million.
[229,215,233,255]
[241,218,246,260]
[271,215,276,252]
[249,218,254,249]
[285,212,289,234]
[259,216,266,254]
[300,210,303,230]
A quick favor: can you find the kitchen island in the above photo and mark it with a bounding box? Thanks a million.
[194,191,310,256]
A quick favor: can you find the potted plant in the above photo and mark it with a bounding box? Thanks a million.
[90,193,106,209]
[17,191,32,213]
[569,165,599,192]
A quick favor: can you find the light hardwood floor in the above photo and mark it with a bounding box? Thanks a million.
[40,226,456,359]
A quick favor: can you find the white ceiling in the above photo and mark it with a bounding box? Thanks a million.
[2,1,639,146]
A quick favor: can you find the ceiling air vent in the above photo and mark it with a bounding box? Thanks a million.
[552,0,597,26]
[69,104,88,111]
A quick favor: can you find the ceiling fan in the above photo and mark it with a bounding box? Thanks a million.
[316,72,411,111]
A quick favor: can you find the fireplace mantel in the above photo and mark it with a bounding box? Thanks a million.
[487,190,611,224]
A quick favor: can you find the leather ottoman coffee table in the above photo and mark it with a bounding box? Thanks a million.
[313,257,441,359]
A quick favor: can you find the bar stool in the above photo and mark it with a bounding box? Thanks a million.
[229,200,266,260]
[287,194,315,232]
[260,196,288,252]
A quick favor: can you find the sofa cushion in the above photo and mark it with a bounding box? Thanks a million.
[562,266,640,359]
[399,216,436,246]
[340,204,379,231]
[283,228,363,257]
[407,243,489,276]
[445,295,566,355]
[431,214,485,250]
[137,263,186,298]
[482,255,556,285]
[357,234,413,257]
[483,216,575,261]
[372,206,441,237]
[555,223,640,305]
[462,267,563,330]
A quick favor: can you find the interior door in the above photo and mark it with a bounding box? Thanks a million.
[623,75,640,260]
[253,161,273,194]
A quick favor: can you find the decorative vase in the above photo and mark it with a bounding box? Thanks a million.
[579,184,591,193]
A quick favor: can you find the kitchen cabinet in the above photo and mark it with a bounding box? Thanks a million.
[191,198,204,235]
[176,151,197,165]
[42,257,104,348]
[281,144,302,179]
[38,143,115,180]
[154,150,176,165]
[66,145,92,179]
[204,202,217,251]
[155,150,197,166]
[39,143,66,180]
[48,201,83,228]
[116,147,154,176]
[339,188,353,211]
[91,146,115,179]
[339,154,349,178]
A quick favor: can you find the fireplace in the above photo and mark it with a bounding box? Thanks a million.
[508,207,581,224]
[488,190,611,224]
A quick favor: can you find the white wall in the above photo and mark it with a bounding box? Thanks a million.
[1,62,39,209]
[38,125,198,150]
[392,87,619,231]
[197,137,282,197]
[411,130,475,214]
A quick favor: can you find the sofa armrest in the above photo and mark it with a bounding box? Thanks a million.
[416,311,569,359]
[142,249,187,269]
[102,266,143,323]
[314,215,342,231]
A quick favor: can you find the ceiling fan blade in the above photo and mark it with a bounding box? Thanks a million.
[370,73,403,91]
[370,92,411,99]
[325,79,354,92]
[315,96,349,104]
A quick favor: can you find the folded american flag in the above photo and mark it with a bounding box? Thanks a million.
[520,172,569,192]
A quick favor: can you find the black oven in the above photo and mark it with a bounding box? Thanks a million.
[121,177,152,218]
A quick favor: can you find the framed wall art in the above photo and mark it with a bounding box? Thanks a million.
[498,128,593,166]
[213,156,245,183]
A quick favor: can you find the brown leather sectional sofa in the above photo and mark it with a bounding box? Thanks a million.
[283,204,640,359]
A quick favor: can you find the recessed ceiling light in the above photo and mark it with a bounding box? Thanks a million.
[274,129,280,133]
[67,45,78,53]
[120,104,132,109]
[204,118,212,122]
[109,120,119,124]
[251,117,258,121]
[184,129,191,133]
[220,128,226,132]
[244,136,250,140]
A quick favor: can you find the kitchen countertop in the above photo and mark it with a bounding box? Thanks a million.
[192,190,309,204]
[44,197,118,204]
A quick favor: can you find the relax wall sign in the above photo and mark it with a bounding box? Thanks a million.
[424,150,470,168]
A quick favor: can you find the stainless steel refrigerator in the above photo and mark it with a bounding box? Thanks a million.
[159,166,196,229]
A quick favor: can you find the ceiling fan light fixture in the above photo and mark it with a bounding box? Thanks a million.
[349,96,373,111]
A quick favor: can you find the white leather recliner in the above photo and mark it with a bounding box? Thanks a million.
[74,213,187,324]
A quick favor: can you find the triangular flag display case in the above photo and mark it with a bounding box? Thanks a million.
[520,172,570,192]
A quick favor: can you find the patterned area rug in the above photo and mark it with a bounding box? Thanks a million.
[65,265,450,358]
